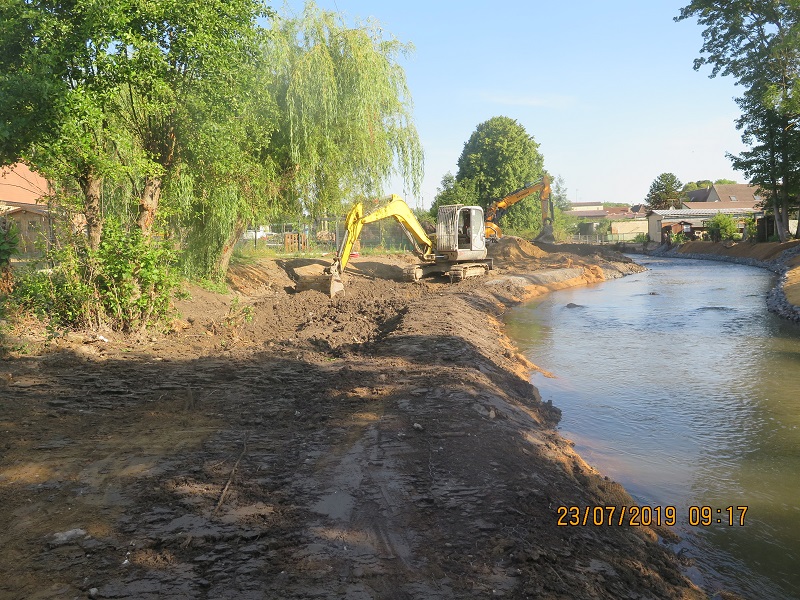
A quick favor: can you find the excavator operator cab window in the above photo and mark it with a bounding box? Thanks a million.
[457,209,471,249]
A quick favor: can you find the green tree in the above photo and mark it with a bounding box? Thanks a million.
[429,173,479,218]
[113,0,269,238]
[0,0,269,250]
[683,180,713,191]
[714,178,736,184]
[645,173,685,209]
[728,82,800,240]
[0,0,134,250]
[677,1,800,240]
[551,175,571,212]
[455,116,545,231]
[268,2,423,219]
[706,212,739,242]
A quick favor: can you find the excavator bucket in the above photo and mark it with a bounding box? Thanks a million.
[329,271,345,297]
[293,261,344,296]
[533,220,555,244]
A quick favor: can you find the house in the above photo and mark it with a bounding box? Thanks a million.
[1,163,53,255]
[569,201,604,211]
[2,204,51,254]
[605,206,633,217]
[564,208,608,218]
[647,206,764,242]
[629,204,648,216]
[680,183,762,211]
[0,163,50,205]
[610,219,649,239]
[642,182,772,241]
[564,200,607,219]
[706,183,761,205]
[685,187,712,203]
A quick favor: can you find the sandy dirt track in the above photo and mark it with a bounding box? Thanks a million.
[0,238,711,599]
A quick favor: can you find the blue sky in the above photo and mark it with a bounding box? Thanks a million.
[281,1,746,208]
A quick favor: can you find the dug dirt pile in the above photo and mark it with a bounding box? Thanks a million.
[0,239,706,599]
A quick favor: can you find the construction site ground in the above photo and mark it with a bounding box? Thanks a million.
[1,237,719,600]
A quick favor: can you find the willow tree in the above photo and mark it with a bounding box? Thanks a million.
[266,2,424,218]
[113,0,270,237]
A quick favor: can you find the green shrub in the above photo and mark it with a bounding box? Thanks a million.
[673,232,689,244]
[11,221,179,332]
[11,247,96,328]
[706,213,738,242]
[94,222,179,331]
[0,218,19,296]
[0,218,20,268]
[743,217,757,242]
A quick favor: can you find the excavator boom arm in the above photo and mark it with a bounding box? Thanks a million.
[485,175,551,239]
[334,195,435,274]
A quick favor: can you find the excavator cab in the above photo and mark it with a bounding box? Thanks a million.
[435,205,486,262]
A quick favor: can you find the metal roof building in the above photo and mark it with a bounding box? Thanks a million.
[647,207,764,242]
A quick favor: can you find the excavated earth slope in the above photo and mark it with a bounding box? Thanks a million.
[0,238,708,599]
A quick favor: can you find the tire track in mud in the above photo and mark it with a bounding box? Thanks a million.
[0,246,705,599]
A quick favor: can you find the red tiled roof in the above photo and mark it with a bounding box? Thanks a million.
[0,163,50,205]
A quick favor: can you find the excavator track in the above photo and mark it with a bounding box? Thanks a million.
[403,260,492,283]
[403,265,424,282]
[446,262,491,283]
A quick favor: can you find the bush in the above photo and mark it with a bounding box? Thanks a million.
[743,217,757,242]
[94,222,179,331]
[10,222,179,332]
[11,251,95,328]
[706,213,738,242]
[0,218,19,295]
[673,232,689,244]
[0,218,19,268]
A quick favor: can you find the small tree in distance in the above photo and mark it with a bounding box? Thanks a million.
[706,213,739,242]
[455,116,545,231]
[645,173,685,209]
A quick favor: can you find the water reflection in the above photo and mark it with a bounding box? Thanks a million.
[505,257,800,600]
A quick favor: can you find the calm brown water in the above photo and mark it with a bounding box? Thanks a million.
[505,257,800,600]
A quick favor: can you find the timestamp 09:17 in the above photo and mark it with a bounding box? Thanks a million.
[556,505,749,527]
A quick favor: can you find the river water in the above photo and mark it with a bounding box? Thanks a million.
[504,257,800,600]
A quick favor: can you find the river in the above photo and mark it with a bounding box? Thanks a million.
[504,256,800,600]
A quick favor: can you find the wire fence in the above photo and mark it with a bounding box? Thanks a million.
[237,218,424,254]
[570,233,646,244]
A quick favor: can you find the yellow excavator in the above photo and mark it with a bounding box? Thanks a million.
[484,175,553,243]
[327,195,493,296]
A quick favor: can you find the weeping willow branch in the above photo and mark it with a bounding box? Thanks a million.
[266,2,424,217]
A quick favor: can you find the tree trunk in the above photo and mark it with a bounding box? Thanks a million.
[137,176,162,238]
[795,207,800,239]
[772,196,787,242]
[216,218,247,277]
[79,169,103,251]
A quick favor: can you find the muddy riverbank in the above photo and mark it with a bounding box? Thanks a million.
[0,238,706,599]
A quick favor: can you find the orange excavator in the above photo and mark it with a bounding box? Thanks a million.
[484,175,553,243]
